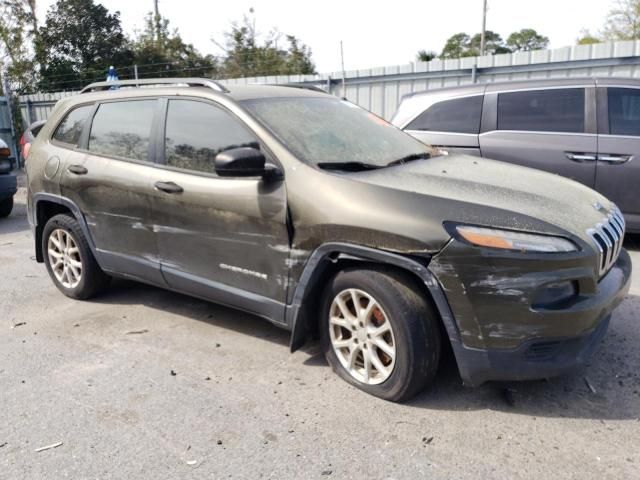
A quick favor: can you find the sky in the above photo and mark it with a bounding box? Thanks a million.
[36,0,613,73]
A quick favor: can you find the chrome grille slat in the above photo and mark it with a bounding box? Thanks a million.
[587,206,625,278]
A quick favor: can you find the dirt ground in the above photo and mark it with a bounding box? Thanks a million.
[1,190,639,479]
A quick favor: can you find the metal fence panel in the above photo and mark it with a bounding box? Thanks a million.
[17,39,640,125]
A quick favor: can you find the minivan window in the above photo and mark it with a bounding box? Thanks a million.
[242,97,431,167]
[405,95,483,134]
[88,100,156,161]
[52,105,93,146]
[497,88,585,133]
[608,87,640,136]
[164,100,258,174]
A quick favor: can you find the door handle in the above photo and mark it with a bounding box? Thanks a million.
[565,152,597,162]
[597,154,632,164]
[67,164,88,175]
[154,181,184,194]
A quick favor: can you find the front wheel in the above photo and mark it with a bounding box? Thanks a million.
[320,266,441,402]
[0,197,13,218]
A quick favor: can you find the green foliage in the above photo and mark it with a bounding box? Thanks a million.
[0,0,37,94]
[506,29,550,52]
[440,30,510,59]
[577,29,602,45]
[217,15,316,77]
[36,0,134,91]
[130,13,217,79]
[440,33,474,59]
[603,0,640,40]
[416,50,437,62]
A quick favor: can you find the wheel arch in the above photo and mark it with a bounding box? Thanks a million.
[33,193,98,263]
[286,243,465,369]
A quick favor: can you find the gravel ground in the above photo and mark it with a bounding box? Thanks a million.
[1,190,639,480]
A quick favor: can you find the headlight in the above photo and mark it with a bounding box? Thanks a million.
[455,225,577,253]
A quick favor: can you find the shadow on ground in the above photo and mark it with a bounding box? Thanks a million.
[93,277,640,422]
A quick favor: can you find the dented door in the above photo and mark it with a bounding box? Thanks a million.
[150,99,290,317]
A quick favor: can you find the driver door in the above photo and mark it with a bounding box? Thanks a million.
[148,98,290,322]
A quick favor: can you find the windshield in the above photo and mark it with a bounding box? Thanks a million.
[241,96,432,168]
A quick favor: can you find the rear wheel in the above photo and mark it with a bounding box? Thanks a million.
[42,214,110,299]
[0,197,13,217]
[320,266,441,402]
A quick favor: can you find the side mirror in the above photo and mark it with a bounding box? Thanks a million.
[215,147,266,177]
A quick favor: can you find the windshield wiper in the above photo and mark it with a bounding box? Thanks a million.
[386,152,431,167]
[317,161,383,172]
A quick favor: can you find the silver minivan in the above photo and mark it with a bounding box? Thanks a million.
[391,78,640,233]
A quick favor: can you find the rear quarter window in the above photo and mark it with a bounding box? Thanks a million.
[497,88,585,133]
[52,105,93,146]
[405,95,483,134]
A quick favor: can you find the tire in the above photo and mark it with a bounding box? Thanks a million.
[320,266,441,402]
[0,197,13,218]
[42,214,110,299]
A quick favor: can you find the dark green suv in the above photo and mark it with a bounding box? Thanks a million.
[26,78,632,401]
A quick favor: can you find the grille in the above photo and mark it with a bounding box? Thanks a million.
[586,206,625,277]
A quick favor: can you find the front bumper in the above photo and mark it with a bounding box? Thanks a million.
[430,243,632,386]
[0,173,17,200]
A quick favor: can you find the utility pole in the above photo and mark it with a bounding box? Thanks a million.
[480,0,488,56]
[153,0,161,43]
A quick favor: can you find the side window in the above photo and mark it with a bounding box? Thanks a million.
[52,105,93,146]
[88,100,156,161]
[497,88,585,133]
[165,100,259,174]
[406,96,483,134]
[608,87,640,136]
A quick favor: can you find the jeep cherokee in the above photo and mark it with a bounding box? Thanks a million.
[26,78,632,401]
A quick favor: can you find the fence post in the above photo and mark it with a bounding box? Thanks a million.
[25,99,33,125]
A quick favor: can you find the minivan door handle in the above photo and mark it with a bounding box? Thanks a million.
[67,164,88,175]
[154,181,184,194]
[565,152,597,162]
[597,154,632,164]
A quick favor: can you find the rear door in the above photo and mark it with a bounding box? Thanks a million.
[596,86,640,229]
[479,85,598,187]
[402,95,484,156]
[148,98,290,321]
[59,98,165,285]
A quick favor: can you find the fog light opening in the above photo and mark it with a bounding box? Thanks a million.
[532,281,578,309]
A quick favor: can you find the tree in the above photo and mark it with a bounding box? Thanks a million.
[36,0,134,91]
[440,33,473,59]
[215,14,316,78]
[577,29,601,45]
[0,0,36,94]
[506,28,549,52]
[131,13,217,79]
[440,31,510,59]
[470,31,511,55]
[603,0,640,40]
[416,50,437,62]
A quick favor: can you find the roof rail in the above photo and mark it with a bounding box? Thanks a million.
[80,77,230,94]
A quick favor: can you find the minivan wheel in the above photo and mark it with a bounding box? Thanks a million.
[320,266,441,402]
[43,214,110,299]
[0,197,13,217]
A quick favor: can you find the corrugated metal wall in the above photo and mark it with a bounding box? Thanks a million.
[17,39,640,125]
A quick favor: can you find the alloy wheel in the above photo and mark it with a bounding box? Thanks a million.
[47,228,82,289]
[329,288,396,385]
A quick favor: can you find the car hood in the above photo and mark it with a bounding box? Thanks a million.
[351,154,614,244]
